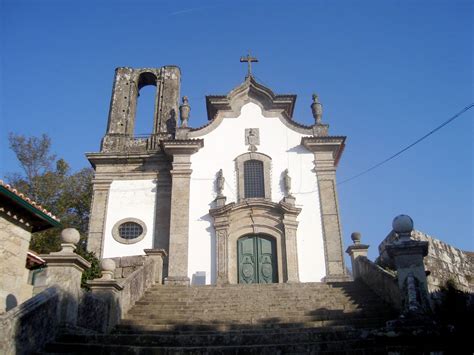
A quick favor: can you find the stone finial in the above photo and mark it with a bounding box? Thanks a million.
[179,96,190,128]
[311,93,323,124]
[392,214,414,243]
[351,232,361,245]
[59,228,80,253]
[100,258,116,280]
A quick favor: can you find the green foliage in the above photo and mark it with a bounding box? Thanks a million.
[7,133,99,287]
[434,279,473,336]
[76,247,102,290]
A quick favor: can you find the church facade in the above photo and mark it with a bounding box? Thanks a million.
[86,65,349,285]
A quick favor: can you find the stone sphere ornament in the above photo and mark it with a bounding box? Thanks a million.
[392,215,414,234]
[60,228,80,245]
[101,258,116,272]
[351,232,362,245]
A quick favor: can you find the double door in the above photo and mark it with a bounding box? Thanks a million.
[238,235,277,284]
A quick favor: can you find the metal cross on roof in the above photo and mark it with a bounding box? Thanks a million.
[240,52,258,78]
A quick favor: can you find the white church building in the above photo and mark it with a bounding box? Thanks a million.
[86,63,349,286]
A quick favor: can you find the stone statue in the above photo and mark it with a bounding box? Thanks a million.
[311,93,323,124]
[179,96,190,128]
[216,169,225,197]
[283,169,292,197]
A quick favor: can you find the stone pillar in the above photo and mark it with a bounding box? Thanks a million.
[386,215,431,315]
[281,198,300,283]
[40,229,91,326]
[301,136,349,282]
[345,232,369,280]
[88,259,124,333]
[161,139,203,285]
[86,179,111,257]
[144,249,167,284]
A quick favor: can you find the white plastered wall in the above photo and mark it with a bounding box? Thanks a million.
[102,179,156,258]
[188,103,326,284]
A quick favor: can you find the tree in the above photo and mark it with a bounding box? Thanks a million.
[7,133,101,285]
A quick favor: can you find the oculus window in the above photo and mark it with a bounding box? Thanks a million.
[112,218,147,244]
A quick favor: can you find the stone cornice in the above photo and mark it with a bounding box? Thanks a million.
[301,136,346,166]
[86,151,167,168]
[41,253,92,272]
[160,139,204,156]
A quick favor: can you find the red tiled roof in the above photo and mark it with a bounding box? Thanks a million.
[0,179,60,222]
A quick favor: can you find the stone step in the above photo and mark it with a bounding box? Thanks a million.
[118,317,388,331]
[43,338,383,354]
[54,328,371,347]
[125,307,393,318]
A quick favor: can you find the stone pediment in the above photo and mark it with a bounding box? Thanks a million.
[205,76,296,121]
[189,76,316,137]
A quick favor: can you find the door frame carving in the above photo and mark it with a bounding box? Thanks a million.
[210,199,301,285]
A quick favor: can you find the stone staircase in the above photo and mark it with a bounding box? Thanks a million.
[43,281,440,354]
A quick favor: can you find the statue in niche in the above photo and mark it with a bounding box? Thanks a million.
[283,169,292,197]
[245,128,260,152]
[216,169,225,197]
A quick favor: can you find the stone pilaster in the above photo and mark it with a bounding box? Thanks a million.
[302,136,349,282]
[86,179,111,258]
[214,221,230,285]
[161,139,203,285]
[345,232,369,280]
[281,198,300,283]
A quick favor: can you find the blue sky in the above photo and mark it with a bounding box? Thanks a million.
[1,0,472,259]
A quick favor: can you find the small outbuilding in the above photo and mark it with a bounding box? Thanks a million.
[0,180,60,313]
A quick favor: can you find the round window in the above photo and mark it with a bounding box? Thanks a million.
[118,222,143,240]
[112,218,147,244]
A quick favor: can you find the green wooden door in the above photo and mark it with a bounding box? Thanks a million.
[238,235,277,284]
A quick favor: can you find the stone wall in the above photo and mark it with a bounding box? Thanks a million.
[118,257,156,315]
[0,215,33,314]
[353,256,402,311]
[379,230,474,293]
[0,287,61,355]
[77,292,108,333]
[109,255,148,279]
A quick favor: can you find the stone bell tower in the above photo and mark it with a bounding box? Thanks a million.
[86,65,186,260]
[101,66,181,152]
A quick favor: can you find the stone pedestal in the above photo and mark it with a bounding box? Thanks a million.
[346,233,369,281]
[40,229,91,326]
[386,240,430,314]
[144,249,167,284]
[88,259,124,332]
[161,139,203,286]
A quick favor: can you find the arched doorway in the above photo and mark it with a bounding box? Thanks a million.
[237,235,277,284]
